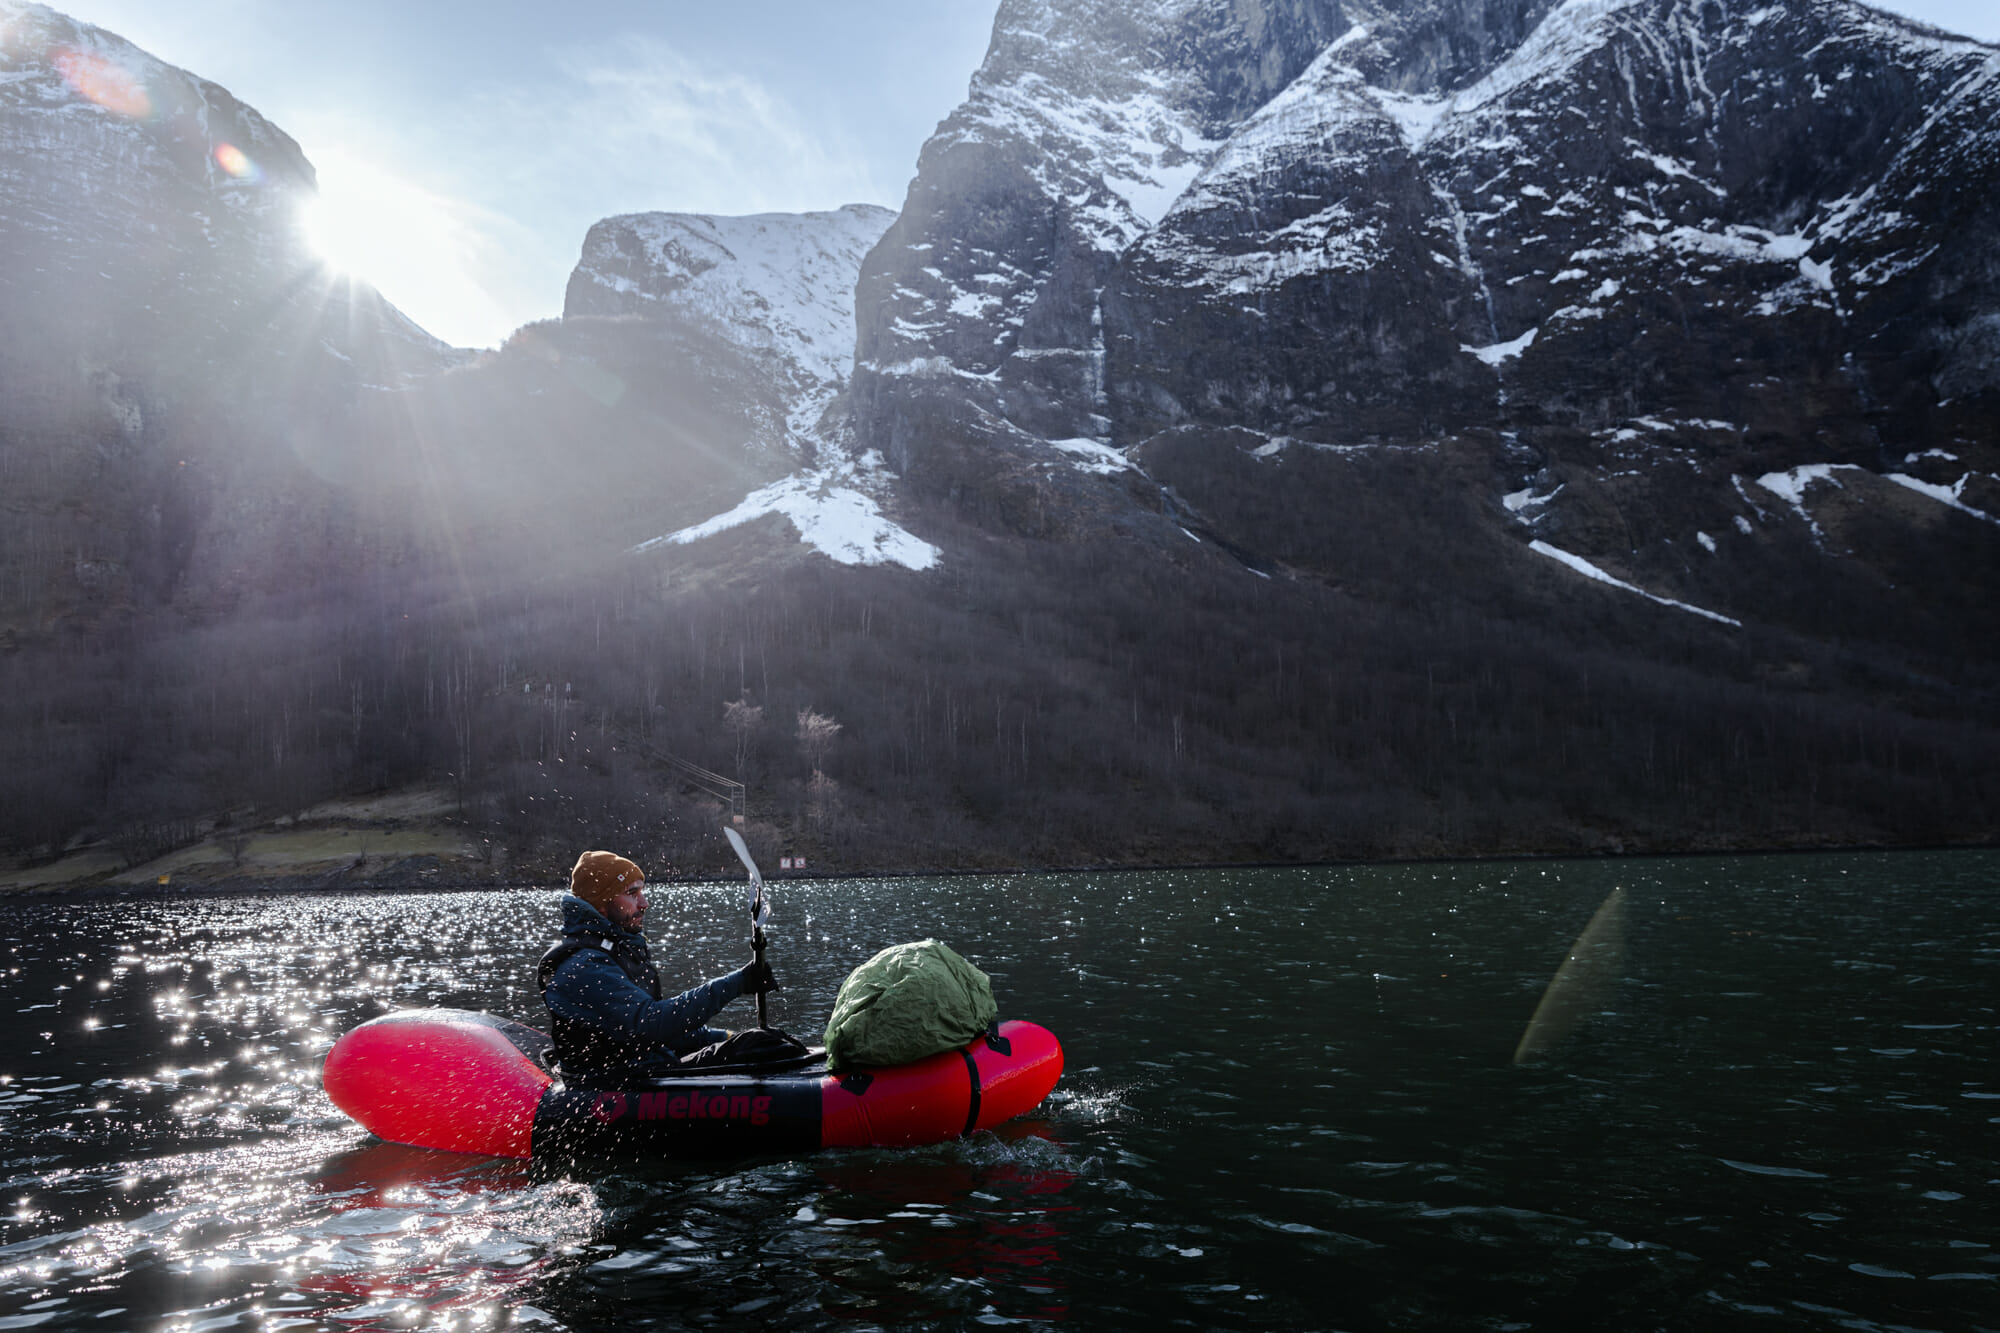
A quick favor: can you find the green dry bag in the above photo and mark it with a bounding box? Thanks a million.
[822,939,998,1070]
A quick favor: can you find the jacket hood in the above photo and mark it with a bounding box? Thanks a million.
[560,892,637,939]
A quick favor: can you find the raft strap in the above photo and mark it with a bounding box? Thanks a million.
[984,1021,1011,1057]
[959,1048,982,1137]
[838,1070,874,1096]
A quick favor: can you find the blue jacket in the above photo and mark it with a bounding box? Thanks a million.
[539,894,747,1085]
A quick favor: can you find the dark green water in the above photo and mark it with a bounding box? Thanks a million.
[0,850,1994,1330]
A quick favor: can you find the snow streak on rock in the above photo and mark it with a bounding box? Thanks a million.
[1530,539,1742,626]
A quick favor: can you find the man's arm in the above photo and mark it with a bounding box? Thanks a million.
[545,950,750,1051]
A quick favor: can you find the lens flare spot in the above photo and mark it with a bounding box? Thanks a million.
[214,141,261,182]
[53,47,151,119]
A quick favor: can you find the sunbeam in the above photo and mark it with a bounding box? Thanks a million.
[298,147,504,348]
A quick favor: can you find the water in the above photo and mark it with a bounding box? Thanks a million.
[0,850,1994,1330]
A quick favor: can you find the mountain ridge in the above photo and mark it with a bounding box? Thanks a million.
[1,0,1995,880]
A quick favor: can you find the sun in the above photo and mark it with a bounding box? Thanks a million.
[299,147,511,348]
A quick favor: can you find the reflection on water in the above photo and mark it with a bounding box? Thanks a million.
[1512,884,1626,1063]
[0,852,1996,1329]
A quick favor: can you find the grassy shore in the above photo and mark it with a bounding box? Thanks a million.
[0,788,505,892]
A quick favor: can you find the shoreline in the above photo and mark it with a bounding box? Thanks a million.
[3,837,1992,902]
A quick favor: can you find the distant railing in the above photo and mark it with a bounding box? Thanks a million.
[634,743,745,823]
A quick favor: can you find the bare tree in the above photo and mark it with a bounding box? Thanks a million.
[806,767,841,833]
[218,832,252,868]
[796,708,842,775]
[722,696,763,777]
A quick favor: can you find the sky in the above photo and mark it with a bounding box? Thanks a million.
[46,0,2000,350]
[50,1,1002,348]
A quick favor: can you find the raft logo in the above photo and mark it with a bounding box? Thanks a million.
[590,1091,628,1124]
[635,1088,773,1126]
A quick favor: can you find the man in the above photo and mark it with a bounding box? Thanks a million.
[539,849,776,1087]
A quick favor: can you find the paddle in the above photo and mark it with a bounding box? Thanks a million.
[723,826,770,1030]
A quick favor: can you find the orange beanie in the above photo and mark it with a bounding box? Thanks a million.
[569,850,643,914]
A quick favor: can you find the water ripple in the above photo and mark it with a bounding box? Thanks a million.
[0,852,1994,1329]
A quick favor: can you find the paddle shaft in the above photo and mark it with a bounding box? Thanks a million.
[724,826,770,1030]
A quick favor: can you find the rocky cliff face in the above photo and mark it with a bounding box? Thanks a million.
[851,0,2000,575]
[1109,0,2000,444]
[819,0,2000,750]
[0,1,467,638]
[848,0,1333,499]
[0,1,452,392]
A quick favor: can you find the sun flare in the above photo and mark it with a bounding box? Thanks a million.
[299,148,509,348]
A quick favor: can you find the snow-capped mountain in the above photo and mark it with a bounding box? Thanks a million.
[565,205,894,448]
[556,204,939,567]
[850,0,1349,461]
[1110,0,2000,444]
[848,0,1998,626]
[3,0,1995,875]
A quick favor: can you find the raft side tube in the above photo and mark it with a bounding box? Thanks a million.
[819,1046,969,1148]
[533,1075,822,1160]
[322,1010,551,1159]
[819,1021,1063,1147]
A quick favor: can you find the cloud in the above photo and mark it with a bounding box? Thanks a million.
[480,37,884,221]
[313,34,892,346]
[277,35,890,348]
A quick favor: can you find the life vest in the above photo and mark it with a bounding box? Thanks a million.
[536,930,668,1086]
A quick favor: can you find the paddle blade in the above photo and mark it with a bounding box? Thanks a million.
[724,826,762,886]
[723,826,768,924]
[1512,886,1628,1064]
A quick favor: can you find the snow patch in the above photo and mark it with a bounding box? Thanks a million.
[1756,463,1850,510]
[964,72,1221,251]
[1883,472,2000,525]
[1628,142,1722,196]
[1047,437,1132,474]
[1503,482,1564,520]
[1376,90,1449,146]
[948,290,1002,319]
[862,356,1000,382]
[1530,540,1741,627]
[633,472,940,570]
[1463,327,1538,364]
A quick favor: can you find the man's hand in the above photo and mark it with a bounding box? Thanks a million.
[740,959,777,994]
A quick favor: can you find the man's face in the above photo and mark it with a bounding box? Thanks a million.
[605,881,646,932]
